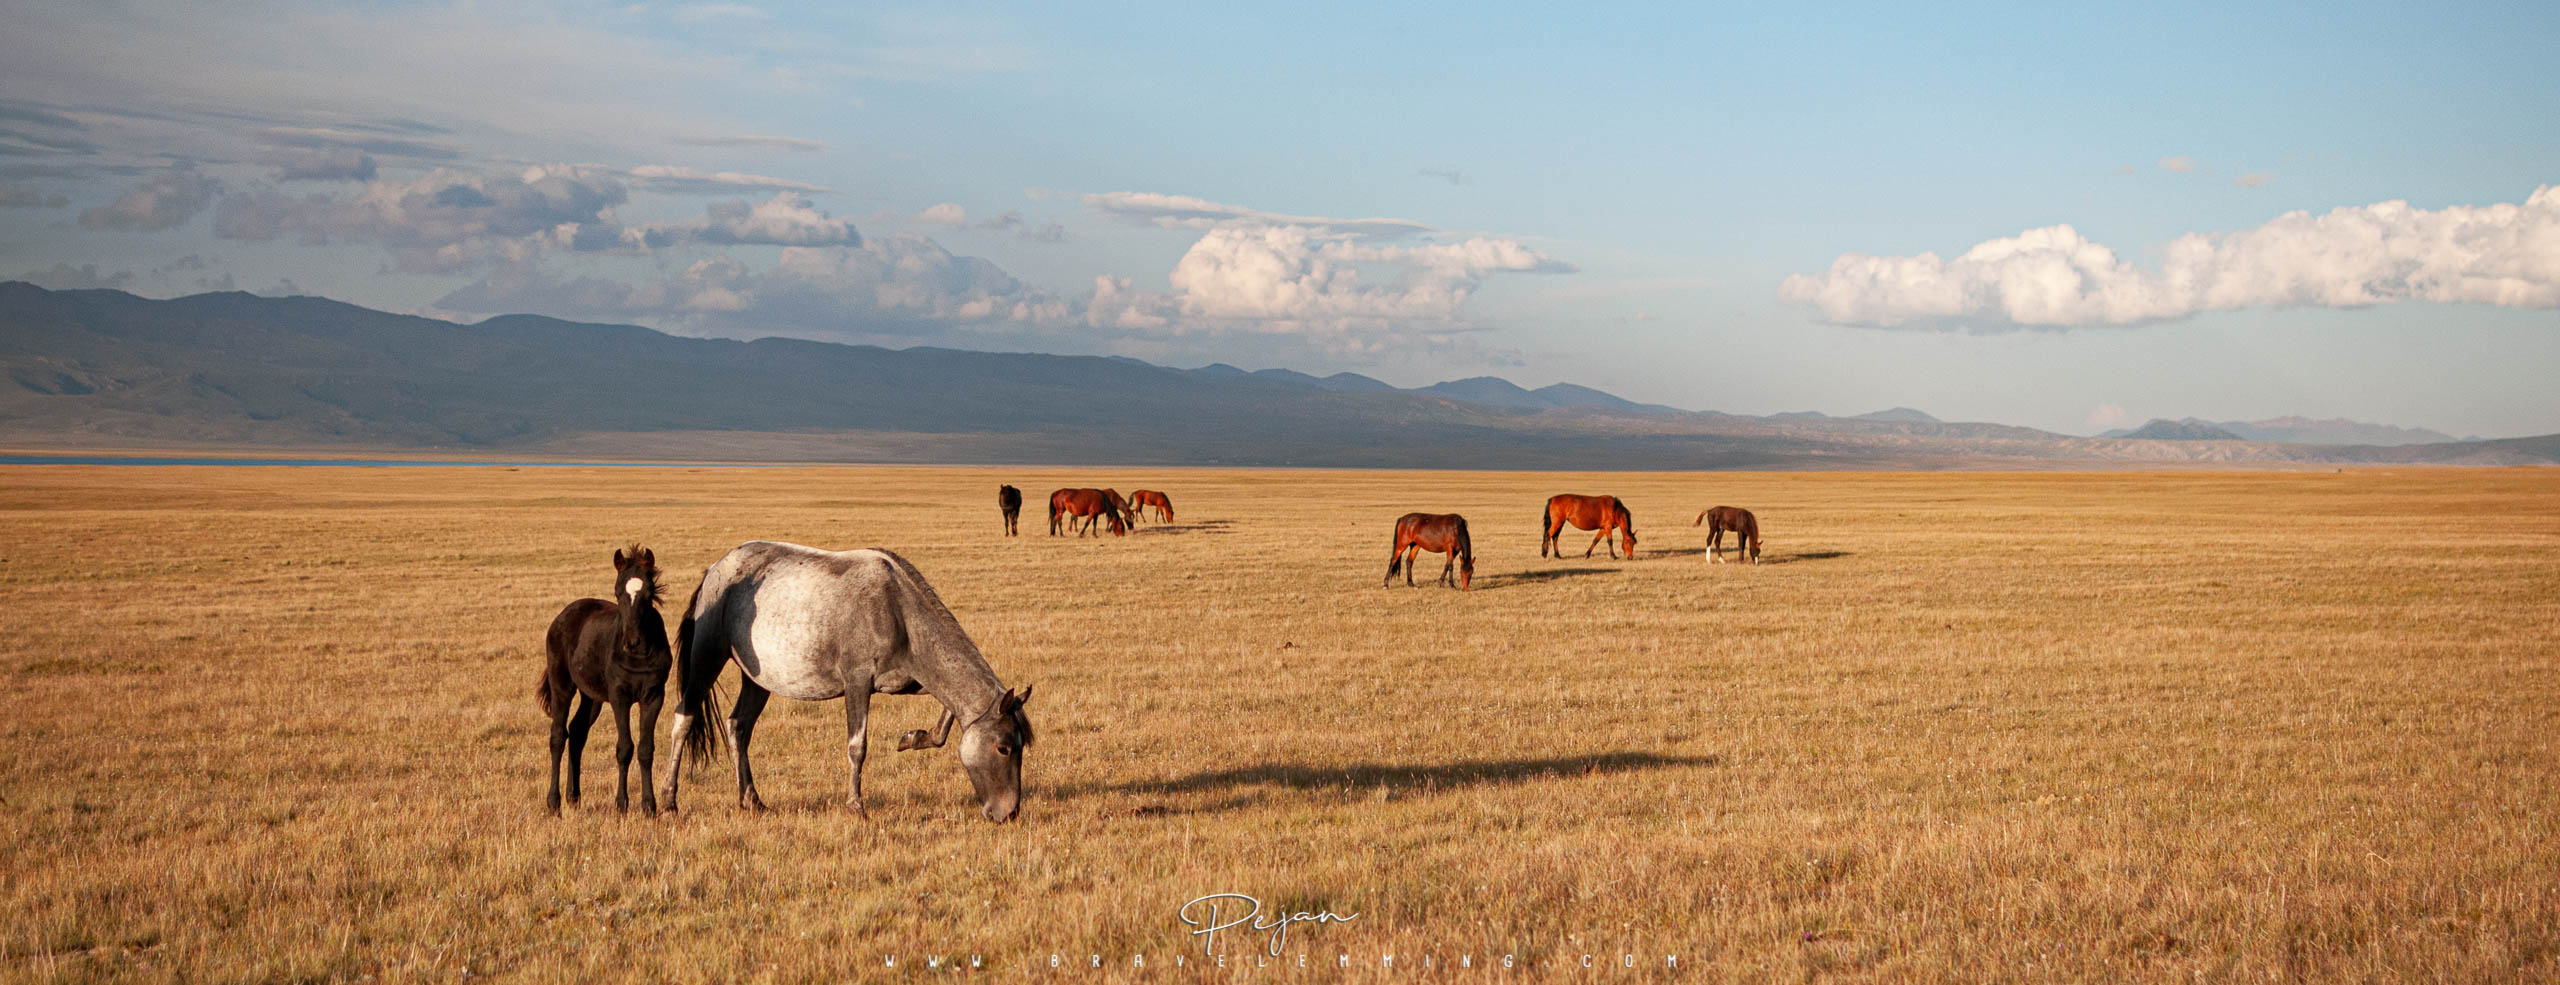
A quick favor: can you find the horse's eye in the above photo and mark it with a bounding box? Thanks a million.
[997,745,1015,757]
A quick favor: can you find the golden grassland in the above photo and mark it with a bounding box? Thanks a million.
[2,463,2555,983]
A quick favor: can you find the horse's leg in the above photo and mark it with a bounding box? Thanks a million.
[1586,524,1607,558]
[1406,544,1419,586]
[842,686,874,817]
[565,693,601,806]
[728,679,772,811]
[1439,549,1455,587]
[610,698,636,814]
[545,702,569,815]
[635,692,662,817]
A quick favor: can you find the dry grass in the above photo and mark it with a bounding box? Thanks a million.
[2,464,2555,983]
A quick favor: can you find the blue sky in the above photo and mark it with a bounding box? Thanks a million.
[3,1,2555,436]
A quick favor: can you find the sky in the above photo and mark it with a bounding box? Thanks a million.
[2,0,2555,437]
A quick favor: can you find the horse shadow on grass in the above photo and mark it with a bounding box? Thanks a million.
[1645,548,1709,558]
[1054,751,1719,806]
[1765,550,1852,564]
[1472,566,1617,589]
[1131,519,1236,536]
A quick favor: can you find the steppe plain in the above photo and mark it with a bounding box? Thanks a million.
[2,462,2554,982]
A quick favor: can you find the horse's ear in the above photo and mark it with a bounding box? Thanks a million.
[1007,685,1033,709]
[613,547,628,566]
[641,547,655,567]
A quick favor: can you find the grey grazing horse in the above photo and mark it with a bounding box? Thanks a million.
[662,542,1035,822]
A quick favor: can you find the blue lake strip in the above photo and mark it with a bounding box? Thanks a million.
[0,455,759,468]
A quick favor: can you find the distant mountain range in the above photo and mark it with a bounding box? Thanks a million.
[3,283,2551,468]
[2100,416,2462,445]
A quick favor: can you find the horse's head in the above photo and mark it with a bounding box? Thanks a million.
[611,544,661,609]
[958,686,1035,822]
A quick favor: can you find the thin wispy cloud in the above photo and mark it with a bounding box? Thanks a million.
[672,3,771,24]
[252,127,464,161]
[1085,191,1432,239]
[0,183,68,208]
[79,164,220,231]
[1778,186,2560,329]
[2158,155,2197,174]
[628,164,831,194]
[673,134,827,153]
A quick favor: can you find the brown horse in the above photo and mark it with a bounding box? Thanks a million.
[1541,494,1637,559]
[537,545,671,815]
[1049,487,1127,537]
[1385,512,1473,590]
[1694,506,1761,564]
[997,484,1022,536]
[1102,488,1135,528]
[1130,489,1174,523]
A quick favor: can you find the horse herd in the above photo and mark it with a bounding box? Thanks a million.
[1385,494,1763,591]
[994,484,1173,538]
[536,486,1764,824]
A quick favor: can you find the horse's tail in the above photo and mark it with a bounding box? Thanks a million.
[534,668,570,719]
[670,576,726,765]
[1456,518,1475,587]
[1694,509,1708,527]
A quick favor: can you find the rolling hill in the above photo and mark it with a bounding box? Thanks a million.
[3,283,2550,468]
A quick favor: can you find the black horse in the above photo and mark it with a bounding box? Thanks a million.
[998,484,1023,536]
[537,545,671,815]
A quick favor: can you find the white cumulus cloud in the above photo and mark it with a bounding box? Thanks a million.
[636,192,861,247]
[1778,186,2560,329]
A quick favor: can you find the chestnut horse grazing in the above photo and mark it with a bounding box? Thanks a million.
[1049,487,1127,537]
[664,542,1035,822]
[538,545,671,816]
[1385,512,1474,590]
[1695,506,1762,564]
[997,484,1022,536]
[1130,489,1174,523]
[1541,494,1637,559]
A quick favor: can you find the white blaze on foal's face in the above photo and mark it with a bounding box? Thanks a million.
[624,577,645,602]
